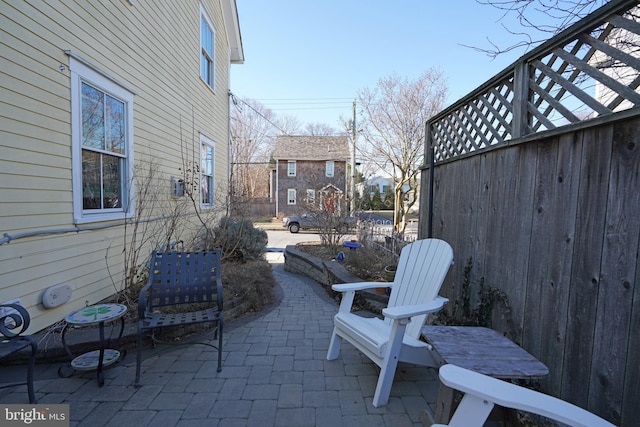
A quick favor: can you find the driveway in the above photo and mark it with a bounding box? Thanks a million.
[264,229,320,252]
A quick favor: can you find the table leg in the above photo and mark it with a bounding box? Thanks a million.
[434,382,457,423]
[97,321,105,387]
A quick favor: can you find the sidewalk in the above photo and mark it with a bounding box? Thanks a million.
[0,251,440,426]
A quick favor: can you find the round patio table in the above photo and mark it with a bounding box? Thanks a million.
[62,303,127,386]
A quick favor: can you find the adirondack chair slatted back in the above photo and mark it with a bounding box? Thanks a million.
[386,239,454,339]
[148,250,223,310]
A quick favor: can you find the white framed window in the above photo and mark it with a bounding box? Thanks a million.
[326,161,334,177]
[288,161,296,177]
[201,134,215,207]
[306,189,315,204]
[287,189,296,205]
[70,57,135,224]
[200,6,215,89]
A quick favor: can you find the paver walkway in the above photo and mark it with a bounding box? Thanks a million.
[0,251,440,426]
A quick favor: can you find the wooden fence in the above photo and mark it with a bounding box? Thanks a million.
[419,1,640,425]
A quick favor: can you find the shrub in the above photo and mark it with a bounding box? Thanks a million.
[200,216,268,262]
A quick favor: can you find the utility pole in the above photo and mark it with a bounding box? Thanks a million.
[350,100,357,216]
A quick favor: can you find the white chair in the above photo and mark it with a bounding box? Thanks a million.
[327,238,454,407]
[433,364,616,427]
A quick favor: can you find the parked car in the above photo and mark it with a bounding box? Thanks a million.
[282,213,357,233]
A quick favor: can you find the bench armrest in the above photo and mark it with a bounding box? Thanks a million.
[382,296,448,319]
[0,304,30,338]
[438,364,615,427]
[137,282,152,320]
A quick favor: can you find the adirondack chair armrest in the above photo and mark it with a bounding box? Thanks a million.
[437,364,615,427]
[332,281,392,292]
[382,296,448,320]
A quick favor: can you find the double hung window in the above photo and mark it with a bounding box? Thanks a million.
[326,161,334,177]
[287,189,296,205]
[70,56,134,223]
[287,161,296,177]
[306,189,315,204]
[200,7,215,89]
[201,135,215,207]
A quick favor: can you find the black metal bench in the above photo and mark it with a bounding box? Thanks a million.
[0,304,38,403]
[135,250,224,387]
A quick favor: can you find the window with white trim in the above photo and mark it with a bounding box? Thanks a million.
[70,57,134,224]
[306,189,315,204]
[200,6,215,89]
[326,161,334,177]
[287,189,296,205]
[201,135,215,207]
[287,161,296,177]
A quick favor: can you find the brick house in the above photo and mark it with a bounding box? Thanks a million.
[272,135,350,217]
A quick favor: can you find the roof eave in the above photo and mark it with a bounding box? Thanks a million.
[221,0,244,64]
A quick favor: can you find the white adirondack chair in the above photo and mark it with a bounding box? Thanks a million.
[327,238,454,407]
[433,364,616,427]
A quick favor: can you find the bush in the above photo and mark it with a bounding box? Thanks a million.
[202,216,268,262]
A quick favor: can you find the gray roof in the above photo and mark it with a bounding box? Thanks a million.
[272,135,350,161]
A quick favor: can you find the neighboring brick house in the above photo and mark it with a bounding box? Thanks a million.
[272,135,350,217]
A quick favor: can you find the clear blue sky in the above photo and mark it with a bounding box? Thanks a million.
[230,0,560,130]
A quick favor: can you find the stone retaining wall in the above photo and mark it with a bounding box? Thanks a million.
[283,245,389,313]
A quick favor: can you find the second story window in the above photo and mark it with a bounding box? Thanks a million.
[326,161,334,177]
[200,7,215,89]
[288,161,296,177]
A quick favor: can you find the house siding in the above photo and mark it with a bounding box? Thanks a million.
[1,0,239,332]
[276,159,348,217]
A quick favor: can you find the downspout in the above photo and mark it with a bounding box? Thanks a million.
[426,120,434,238]
[227,89,232,217]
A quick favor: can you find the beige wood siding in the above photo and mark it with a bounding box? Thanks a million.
[1,0,237,333]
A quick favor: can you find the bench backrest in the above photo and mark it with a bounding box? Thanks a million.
[147,250,223,310]
[386,239,454,339]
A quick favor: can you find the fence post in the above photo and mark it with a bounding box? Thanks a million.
[512,61,530,139]
[425,120,435,238]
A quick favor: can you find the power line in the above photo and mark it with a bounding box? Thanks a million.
[230,91,290,135]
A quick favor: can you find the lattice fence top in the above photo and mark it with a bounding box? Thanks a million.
[428,0,640,163]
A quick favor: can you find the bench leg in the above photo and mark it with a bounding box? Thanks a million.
[217,321,223,372]
[26,340,37,404]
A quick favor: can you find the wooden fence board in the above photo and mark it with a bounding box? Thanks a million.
[562,125,611,408]
[622,240,640,427]
[422,115,640,425]
[524,132,582,395]
[588,119,640,425]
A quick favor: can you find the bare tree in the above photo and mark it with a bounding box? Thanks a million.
[473,0,609,58]
[357,69,448,233]
[230,98,277,203]
[304,122,338,136]
[275,114,302,135]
